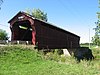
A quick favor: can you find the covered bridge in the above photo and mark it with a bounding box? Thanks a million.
[8,11,80,49]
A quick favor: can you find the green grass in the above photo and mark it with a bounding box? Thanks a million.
[0,45,100,75]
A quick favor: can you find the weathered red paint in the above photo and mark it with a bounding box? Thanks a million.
[32,31,36,45]
[8,11,80,49]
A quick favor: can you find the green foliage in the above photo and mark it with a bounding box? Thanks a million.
[44,50,60,62]
[0,45,100,75]
[92,46,100,59]
[26,8,48,22]
[92,34,100,45]
[0,29,8,40]
[44,49,65,62]
[60,55,67,62]
[92,2,100,45]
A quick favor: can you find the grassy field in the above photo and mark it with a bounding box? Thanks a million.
[0,45,100,75]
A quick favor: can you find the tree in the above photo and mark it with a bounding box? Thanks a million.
[0,0,3,10]
[92,0,100,45]
[92,33,100,45]
[0,0,3,6]
[0,29,8,40]
[26,8,48,22]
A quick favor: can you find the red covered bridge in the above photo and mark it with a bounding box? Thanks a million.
[8,11,80,49]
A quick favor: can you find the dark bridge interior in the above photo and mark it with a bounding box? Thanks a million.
[12,20,32,41]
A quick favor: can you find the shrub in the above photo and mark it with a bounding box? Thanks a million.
[44,49,61,62]
[60,55,66,62]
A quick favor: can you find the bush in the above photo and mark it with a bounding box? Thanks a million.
[60,55,66,62]
[44,49,61,62]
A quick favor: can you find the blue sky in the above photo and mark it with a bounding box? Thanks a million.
[0,0,99,43]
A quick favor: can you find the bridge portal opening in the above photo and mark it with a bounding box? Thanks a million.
[11,20,32,41]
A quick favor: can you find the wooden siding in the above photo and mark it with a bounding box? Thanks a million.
[34,20,80,49]
[8,11,80,49]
